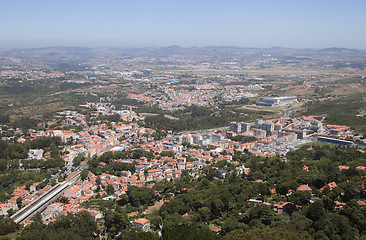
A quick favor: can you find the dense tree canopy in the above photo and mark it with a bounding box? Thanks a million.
[18,211,98,240]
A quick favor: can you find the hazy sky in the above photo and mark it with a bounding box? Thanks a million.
[1,0,365,49]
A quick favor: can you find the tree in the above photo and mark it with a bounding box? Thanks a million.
[106,185,115,195]
[115,228,158,240]
[104,207,129,238]
[117,194,128,206]
[147,215,162,231]
[0,217,20,236]
[16,197,22,209]
[73,153,85,166]
[19,211,99,240]
[286,212,312,233]
[162,214,184,232]
[7,208,14,217]
[198,207,211,222]
[231,228,311,240]
[222,217,248,234]
[290,191,312,206]
[33,212,43,224]
[80,169,89,180]
[162,226,220,240]
[127,186,155,207]
[306,200,325,222]
[59,196,69,204]
[0,158,7,172]
[248,205,275,226]
[160,151,175,158]
[224,229,246,240]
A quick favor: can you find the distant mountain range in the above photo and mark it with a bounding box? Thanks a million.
[2,45,366,55]
[1,46,366,66]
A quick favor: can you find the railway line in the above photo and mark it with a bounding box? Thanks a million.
[11,171,80,224]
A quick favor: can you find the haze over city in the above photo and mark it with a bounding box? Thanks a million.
[1,0,366,49]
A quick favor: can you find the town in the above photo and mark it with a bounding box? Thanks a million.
[0,46,366,239]
[0,93,364,228]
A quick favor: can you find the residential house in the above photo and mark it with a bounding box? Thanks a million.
[132,218,150,232]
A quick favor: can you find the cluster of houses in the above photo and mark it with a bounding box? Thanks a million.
[244,180,366,217]
[326,124,352,138]
[0,105,361,232]
[129,83,261,111]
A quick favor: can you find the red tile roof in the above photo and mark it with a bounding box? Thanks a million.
[297,184,312,192]
[133,218,150,225]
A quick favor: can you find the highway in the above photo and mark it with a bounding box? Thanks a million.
[11,171,80,224]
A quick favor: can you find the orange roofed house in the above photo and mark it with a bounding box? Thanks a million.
[63,186,82,198]
[0,203,12,215]
[297,184,312,193]
[132,218,150,232]
[209,224,222,234]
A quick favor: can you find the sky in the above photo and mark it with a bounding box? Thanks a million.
[1,0,366,49]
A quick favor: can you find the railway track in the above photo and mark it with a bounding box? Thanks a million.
[11,171,80,224]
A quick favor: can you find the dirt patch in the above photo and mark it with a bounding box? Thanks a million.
[164,114,179,120]
[143,199,164,215]
[10,102,67,118]
[281,86,315,97]
[139,113,158,117]
[241,105,281,112]
[139,113,179,120]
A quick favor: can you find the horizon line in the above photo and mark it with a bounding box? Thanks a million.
[1,45,366,51]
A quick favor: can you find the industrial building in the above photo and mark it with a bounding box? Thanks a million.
[256,96,298,107]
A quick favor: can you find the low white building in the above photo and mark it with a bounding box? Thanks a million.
[28,149,44,160]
